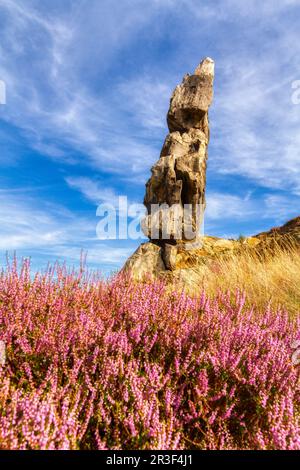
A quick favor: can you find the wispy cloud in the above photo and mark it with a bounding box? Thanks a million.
[0,0,173,174]
[0,189,134,269]
[206,192,256,222]
[0,190,90,251]
[182,0,299,20]
[211,53,300,193]
[206,190,300,233]
[65,176,125,206]
[118,77,170,131]
[2,0,299,187]
[207,4,300,194]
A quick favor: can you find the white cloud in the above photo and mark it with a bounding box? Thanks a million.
[182,0,299,20]
[65,176,140,209]
[118,77,170,130]
[0,0,174,174]
[206,192,255,221]
[50,245,132,267]
[210,35,300,194]
[66,176,123,206]
[0,189,134,268]
[0,191,89,250]
[206,191,300,226]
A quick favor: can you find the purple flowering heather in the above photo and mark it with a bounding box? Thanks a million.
[0,259,299,450]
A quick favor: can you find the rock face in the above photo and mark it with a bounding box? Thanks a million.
[142,58,215,269]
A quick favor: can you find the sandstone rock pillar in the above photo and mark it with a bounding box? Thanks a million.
[142,57,214,269]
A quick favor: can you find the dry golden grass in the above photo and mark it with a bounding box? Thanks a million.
[201,240,300,316]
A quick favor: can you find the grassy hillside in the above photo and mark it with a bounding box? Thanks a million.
[201,240,300,316]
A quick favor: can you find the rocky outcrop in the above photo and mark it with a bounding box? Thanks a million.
[124,236,240,284]
[123,216,300,291]
[142,58,214,269]
[122,57,299,290]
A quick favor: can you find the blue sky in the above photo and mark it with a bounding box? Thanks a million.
[0,0,300,274]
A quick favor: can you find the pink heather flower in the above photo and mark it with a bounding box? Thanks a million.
[0,259,299,450]
[197,370,209,397]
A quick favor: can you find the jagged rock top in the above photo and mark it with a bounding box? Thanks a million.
[167,57,215,133]
[194,57,215,77]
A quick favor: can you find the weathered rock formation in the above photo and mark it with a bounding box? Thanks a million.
[123,58,216,280]
[142,57,215,269]
[123,58,300,290]
[124,58,300,291]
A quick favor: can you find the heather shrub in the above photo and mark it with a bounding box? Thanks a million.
[0,259,299,450]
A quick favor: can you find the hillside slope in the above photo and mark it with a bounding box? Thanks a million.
[124,216,300,313]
